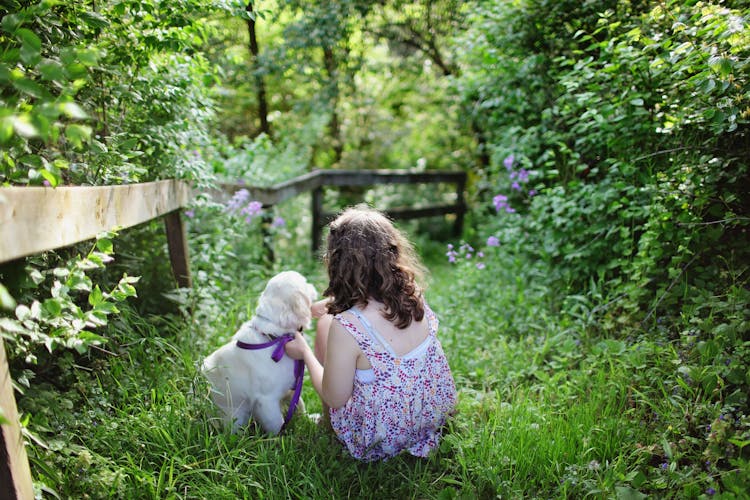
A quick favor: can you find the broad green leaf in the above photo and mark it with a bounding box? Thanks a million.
[0,14,22,34]
[96,238,113,254]
[88,285,103,307]
[11,76,48,99]
[42,298,63,316]
[16,28,41,52]
[39,169,60,187]
[38,59,66,82]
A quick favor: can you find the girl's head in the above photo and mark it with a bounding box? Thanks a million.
[324,205,426,328]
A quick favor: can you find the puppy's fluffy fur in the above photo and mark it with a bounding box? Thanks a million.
[202,271,317,434]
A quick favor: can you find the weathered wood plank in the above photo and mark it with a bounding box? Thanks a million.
[319,169,466,186]
[216,171,324,207]
[0,337,34,500]
[213,170,464,206]
[0,180,191,264]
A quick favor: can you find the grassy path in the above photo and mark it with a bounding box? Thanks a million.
[19,255,733,498]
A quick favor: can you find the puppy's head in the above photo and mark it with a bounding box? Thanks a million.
[255,271,317,333]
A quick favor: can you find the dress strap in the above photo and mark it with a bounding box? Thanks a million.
[348,307,397,357]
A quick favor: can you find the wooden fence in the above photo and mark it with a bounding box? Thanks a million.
[0,168,465,498]
[218,169,467,252]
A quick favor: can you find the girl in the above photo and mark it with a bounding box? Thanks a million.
[284,205,457,461]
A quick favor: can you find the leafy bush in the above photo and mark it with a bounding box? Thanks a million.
[461,0,749,321]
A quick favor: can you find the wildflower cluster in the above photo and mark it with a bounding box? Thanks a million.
[492,154,536,214]
[446,236,500,269]
[226,188,264,223]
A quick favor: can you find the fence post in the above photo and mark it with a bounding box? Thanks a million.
[164,211,192,288]
[0,337,34,500]
[454,173,466,237]
[311,187,324,255]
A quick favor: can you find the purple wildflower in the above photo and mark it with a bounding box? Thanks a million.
[503,154,515,171]
[706,487,716,496]
[271,216,286,228]
[477,251,484,258]
[493,194,509,212]
[446,245,458,263]
[242,201,263,222]
[660,462,669,470]
[184,209,195,218]
[43,179,51,187]
[476,262,485,270]
[512,181,522,191]
[529,189,537,197]
[226,189,251,213]
[487,236,500,247]
[517,169,529,183]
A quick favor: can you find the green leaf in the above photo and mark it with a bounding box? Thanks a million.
[0,284,16,310]
[0,318,26,335]
[0,14,23,34]
[88,285,103,307]
[18,28,42,65]
[11,77,48,99]
[95,238,113,254]
[38,59,66,82]
[11,114,39,138]
[76,48,100,67]
[0,117,14,143]
[16,28,41,51]
[42,298,63,316]
[39,169,59,187]
[59,101,88,120]
[616,486,647,500]
[64,123,92,148]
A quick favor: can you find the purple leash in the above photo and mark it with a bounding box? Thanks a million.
[236,333,304,431]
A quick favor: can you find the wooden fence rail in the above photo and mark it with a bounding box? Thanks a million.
[0,168,466,498]
[218,169,467,252]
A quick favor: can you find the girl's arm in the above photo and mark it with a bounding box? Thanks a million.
[285,320,358,409]
[311,299,330,319]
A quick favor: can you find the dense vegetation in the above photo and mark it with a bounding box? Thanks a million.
[1,0,748,497]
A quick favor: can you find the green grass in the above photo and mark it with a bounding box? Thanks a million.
[16,250,748,498]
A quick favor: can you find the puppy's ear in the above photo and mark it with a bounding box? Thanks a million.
[307,283,318,302]
[284,284,315,330]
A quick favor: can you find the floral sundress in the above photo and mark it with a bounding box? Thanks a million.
[328,302,457,461]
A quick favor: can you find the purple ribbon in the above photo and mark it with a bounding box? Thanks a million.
[236,333,304,431]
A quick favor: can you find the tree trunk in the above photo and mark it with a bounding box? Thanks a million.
[323,45,342,164]
[246,2,270,137]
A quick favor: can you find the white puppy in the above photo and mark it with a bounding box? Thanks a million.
[202,271,317,434]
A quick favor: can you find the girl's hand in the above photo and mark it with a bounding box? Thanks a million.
[284,332,311,360]
[311,299,329,319]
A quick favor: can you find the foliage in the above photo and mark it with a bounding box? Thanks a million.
[0,232,137,364]
[0,0,241,188]
[462,0,749,321]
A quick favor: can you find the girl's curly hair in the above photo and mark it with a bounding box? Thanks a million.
[323,205,426,329]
